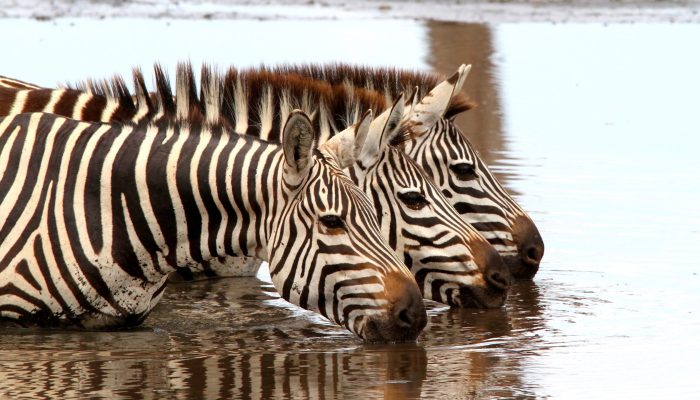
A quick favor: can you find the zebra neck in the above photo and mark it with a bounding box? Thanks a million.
[120,124,280,269]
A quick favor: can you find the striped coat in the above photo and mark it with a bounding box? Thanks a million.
[0,65,512,308]
[0,110,426,340]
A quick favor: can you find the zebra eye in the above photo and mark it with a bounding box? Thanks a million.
[450,163,477,180]
[319,215,346,231]
[398,191,429,210]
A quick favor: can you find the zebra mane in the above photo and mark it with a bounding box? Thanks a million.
[218,65,389,141]
[267,63,477,119]
[71,74,135,110]
[67,62,392,142]
[69,64,192,126]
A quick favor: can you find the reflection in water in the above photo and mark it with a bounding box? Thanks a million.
[165,337,428,399]
[426,21,505,166]
[0,268,616,399]
[420,281,546,399]
[0,330,171,399]
[0,277,552,399]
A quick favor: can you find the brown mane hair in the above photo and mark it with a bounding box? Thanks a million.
[267,63,477,119]
[221,66,388,142]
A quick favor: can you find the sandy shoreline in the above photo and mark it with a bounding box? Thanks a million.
[1,0,699,23]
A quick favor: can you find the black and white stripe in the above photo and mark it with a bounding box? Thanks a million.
[0,111,426,340]
[0,65,511,308]
[1,64,545,279]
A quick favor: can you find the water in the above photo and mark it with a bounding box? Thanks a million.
[1,17,700,399]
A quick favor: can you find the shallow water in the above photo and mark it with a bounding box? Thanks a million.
[1,18,700,399]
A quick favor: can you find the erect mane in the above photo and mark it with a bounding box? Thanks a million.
[66,63,214,129]
[70,73,135,111]
[268,63,476,119]
[220,66,387,142]
[67,62,388,141]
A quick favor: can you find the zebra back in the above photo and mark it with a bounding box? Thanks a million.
[0,75,41,90]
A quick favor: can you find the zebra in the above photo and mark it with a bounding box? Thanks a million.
[260,63,546,279]
[1,63,544,280]
[0,65,512,308]
[0,110,428,341]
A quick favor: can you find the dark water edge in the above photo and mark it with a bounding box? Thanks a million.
[1,18,700,399]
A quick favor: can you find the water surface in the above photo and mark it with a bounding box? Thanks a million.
[1,18,699,399]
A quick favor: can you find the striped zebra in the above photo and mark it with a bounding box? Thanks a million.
[1,63,544,280]
[0,65,512,308]
[0,110,428,341]
[259,64,546,279]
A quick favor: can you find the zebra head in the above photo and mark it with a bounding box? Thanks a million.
[267,110,426,341]
[403,65,545,279]
[324,97,510,308]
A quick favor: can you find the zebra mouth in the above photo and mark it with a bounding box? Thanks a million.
[503,254,540,280]
[359,313,425,343]
[455,284,508,309]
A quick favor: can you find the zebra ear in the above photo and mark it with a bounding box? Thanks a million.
[407,64,471,136]
[358,93,405,166]
[352,109,372,160]
[282,110,316,172]
[359,95,405,165]
[404,86,420,117]
[319,109,373,169]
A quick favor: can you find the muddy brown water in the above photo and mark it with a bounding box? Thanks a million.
[1,18,699,399]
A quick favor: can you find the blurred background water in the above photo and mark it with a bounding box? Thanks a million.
[1,14,699,399]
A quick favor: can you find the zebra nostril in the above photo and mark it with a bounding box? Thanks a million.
[523,242,543,266]
[511,215,545,279]
[365,271,427,341]
[396,308,414,328]
[487,271,510,291]
[526,246,541,263]
[482,247,511,291]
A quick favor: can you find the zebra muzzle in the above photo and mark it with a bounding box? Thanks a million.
[361,271,427,342]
